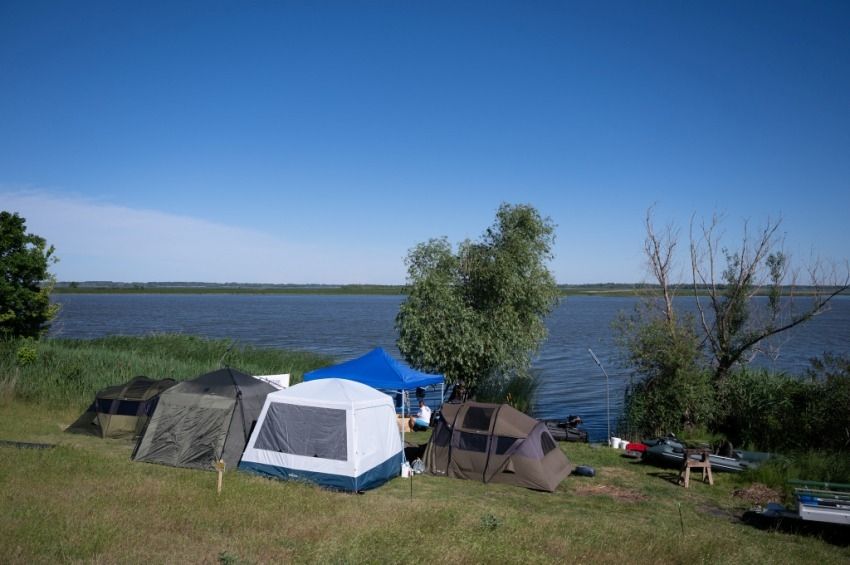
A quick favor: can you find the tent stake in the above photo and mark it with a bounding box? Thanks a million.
[215,459,226,495]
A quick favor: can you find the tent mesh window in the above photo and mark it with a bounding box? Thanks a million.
[95,398,143,416]
[255,404,348,461]
[462,406,495,431]
[495,436,518,455]
[457,432,488,452]
[540,431,557,455]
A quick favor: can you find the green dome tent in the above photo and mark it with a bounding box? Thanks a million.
[66,376,176,440]
[132,368,276,471]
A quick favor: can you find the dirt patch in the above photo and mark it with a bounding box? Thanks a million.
[732,483,783,506]
[573,483,648,502]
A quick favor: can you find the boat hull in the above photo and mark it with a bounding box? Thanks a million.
[643,438,768,473]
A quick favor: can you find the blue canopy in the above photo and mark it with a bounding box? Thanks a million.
[303,347,444,390]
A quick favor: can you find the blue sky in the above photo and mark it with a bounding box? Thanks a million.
[2,1,848,284]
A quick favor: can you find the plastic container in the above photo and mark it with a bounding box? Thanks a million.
[610,437,621,448]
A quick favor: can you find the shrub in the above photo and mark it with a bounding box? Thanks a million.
[476,371,539,414]
[619,314,714,438]
[716,357,850,452]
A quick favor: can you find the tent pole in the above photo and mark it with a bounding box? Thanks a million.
[401,389,405,452]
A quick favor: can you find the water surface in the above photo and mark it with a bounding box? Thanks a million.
[51,294,850,441]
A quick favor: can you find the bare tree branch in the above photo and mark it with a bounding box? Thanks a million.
[644,207,678,326]
[689,214,849,380]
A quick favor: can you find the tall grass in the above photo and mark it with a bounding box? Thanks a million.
[746,450,850,498]
[476,372,540,414]
[0,334,333,407]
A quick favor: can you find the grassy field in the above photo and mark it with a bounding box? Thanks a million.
[1,336,848,563]
[1,401,848,564]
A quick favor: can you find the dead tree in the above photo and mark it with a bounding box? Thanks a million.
[689,214,849,382]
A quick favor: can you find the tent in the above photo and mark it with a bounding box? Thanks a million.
[303,347,443,390]
[67,376,176,439]
[132,368,276,471]
[239,378,403,492]
[303,347,444,431]
[424,401,573,492]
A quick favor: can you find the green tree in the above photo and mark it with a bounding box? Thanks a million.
[617,209,711,437]
[396,203,559,394]
[0,211,59,339]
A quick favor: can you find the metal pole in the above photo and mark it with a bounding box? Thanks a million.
[588,348,610,445]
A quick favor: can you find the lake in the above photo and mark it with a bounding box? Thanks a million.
[50,294,850,441]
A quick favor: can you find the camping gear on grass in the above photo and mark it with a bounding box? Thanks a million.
[67,376,176,439]
[424,401,573,492]
[643,436,770,473]
[132,368,275,471]
[239,378,403,492]
[573,465,596,477]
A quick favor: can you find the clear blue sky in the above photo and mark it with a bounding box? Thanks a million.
[2,1,848,284]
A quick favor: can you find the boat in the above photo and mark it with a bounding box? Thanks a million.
[792,480,850,525]
[642,436,770,473]
[743,480,849,540]
[543,416,589,443]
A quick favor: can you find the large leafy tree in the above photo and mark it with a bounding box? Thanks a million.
[396,203,559,393]
[0,211,59,339]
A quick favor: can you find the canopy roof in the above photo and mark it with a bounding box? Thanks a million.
[303,347,443,390]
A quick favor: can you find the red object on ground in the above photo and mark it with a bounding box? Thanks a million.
[626,442,647,452]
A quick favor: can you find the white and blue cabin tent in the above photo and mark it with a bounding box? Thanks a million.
[239,378,403,492]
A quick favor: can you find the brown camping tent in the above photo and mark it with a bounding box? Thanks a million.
[67,376,176,439]
[424,401,572,492]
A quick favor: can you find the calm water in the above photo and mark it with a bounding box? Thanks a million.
[50,294,850,441]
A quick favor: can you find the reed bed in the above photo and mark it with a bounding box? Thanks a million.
[0,334,332,407]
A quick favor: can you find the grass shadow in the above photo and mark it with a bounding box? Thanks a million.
[648,470,683,486]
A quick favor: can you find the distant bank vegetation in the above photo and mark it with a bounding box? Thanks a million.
[52,281,849,296]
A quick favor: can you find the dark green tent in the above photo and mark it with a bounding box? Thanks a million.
[132,368,276,471]
[67,376,176,440]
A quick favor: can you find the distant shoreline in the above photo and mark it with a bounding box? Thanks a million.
[52,283,848,297]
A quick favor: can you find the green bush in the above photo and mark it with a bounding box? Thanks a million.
[716,357,850,452]
[619,315,714,438]
[476,371,539,414]
[747,450,850,497]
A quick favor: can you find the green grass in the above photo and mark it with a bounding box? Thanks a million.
[1,336,848,563]
[0,335,333,408]
[1,402,848,564]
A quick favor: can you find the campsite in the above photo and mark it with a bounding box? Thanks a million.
[1,336,848,564]
[3,402,849,564]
